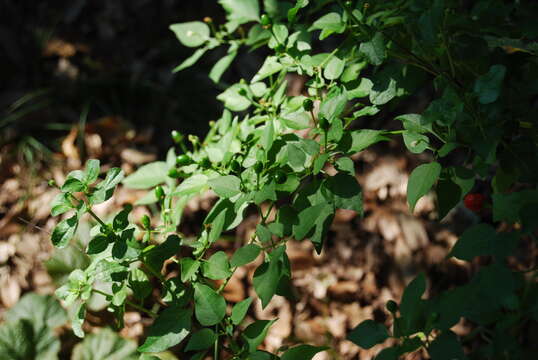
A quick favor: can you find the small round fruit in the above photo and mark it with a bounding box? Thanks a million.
[260,14,271,26]
[274,170,287,184]
[254,161,264,173]
[141,215,151,229]
[386,300,398,313]
[318,115,329,130]
[176,154,193,166]
[168,168,182,178]
[275,44,286,53]
[154,185,165,199]
[230,160,242,173]
[238,88,248,96]
[171,130,182,143]
[303,98,314,111]
[464,193,485,212]
[199,157,212,169]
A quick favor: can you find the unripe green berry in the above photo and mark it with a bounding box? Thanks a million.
[199,157,212,169]
[260,14,272,26]
[238,88,248,96]
[303,98,314,111]
[274,170,287,184]
[386,300,398,313]
[253,161,264,173]
[154,185,165,199]
[176,154,193,166]
[230,160,241,173]
[275,44,286,53]
[141,215,151,229]
[171,130,183,143]
[318,115,329,130]
[168,168,182,178]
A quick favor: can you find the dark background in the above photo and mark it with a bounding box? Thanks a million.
[0,0,264,161]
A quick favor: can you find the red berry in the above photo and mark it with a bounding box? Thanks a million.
[464,193,484,212]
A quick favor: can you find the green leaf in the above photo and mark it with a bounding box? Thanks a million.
[230,244,261,267]
[253,246,286,308]
[287,143,307,171]
[5,293,68,332]
[347,77,373,99]
[180,257,200,282]
[449,223,497,261]
[62,178,85,192]
[144,234,181,272]
[288,0,309,22]
[45,242,90,284]
[309,12,345,38]
[251,56,283,83]
[208,175,241,198]
[172,174,209,196]
[319,89,347,123]
[193,284,227,326]
[338,129,390,154]
[324,173,362,213]
[208,208,226,244]
[260,120,275,152]
[112,205,132,231]
[0,319,60,360]
[71,302,86,338]
[51,214,78,248]
[359,32,386,66]
[253,260,280,308]
[403,131,429,154]
[313,153,329,174]
[436,179,461,220]
[90,167,124,204]
[271,24,289,45]
[407,162,441,212]
[72,328,137,360]
[185,328,217,351]
[202,251,232,280]
[293,202,333,241]
[87,235,109,255]
[281,110,311,130]
[122,162,168,189]
[169,22,210,48]
[324,56,345,80]
[83,159,100,185]
[173,48,208,73]
[492,189,538,223]
[427,331,465,360]
[231,297,253,325]
[347,320,389,349]
[256,223,272,243]
[209,48,237,83]
[138,307,191,353]
[281,345,329,360]
[254,181,277,205]
[219,0,260,24]
[341,61,367,82]
[242,319,276,353]
[374,347,399,360]
[217,84,251,111]
[474,64,506,104]
[400,273,426,334]
[51,192,74,216]
[129,268,151,300]
[369,67,399,105]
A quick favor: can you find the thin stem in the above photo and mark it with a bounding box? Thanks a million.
[214,325,219,360]
[93,289,157,318]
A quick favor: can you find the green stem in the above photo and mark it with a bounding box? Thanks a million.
[93,289,157,318]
